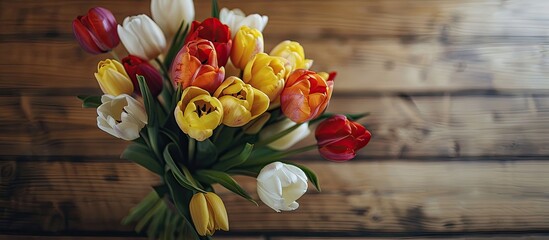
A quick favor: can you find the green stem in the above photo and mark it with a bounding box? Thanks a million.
[212,124,224,143]
[148,127,162,161]
[142,129,162,162]
[135,198,164,232]
[155,58,174,95]
[110,50,120,61]
[188,136,196,167]
[265,144,318,160]
[241,144,318,169]
[255,122,304,148]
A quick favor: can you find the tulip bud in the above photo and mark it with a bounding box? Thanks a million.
[257,162,308,212]
[171,39,225,94]
[97,94,147,140]
[220,8,268,38]
[213,76,269,127]
[72,7,119,54]
[121,55,163,97]
[315,114,371,161]
[189,192,229,236]
[259,118,311,150]
[270,40,313,73]
[185,18,232,67]
[230,26,264,70]
[117,14,167,60]
[280,69,334,123]
[151,0,195,40]
[94,59,133,96]
[174,87,223,141]
[243,53,288,102]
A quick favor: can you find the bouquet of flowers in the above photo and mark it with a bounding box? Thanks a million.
[72,0,371,239]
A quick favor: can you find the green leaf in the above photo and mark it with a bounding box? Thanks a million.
[211,0,219,18]
[255,122,304,148]
[213,126,239,152]
[137,75,157,127]
[164,171,190,217]
[215,143,253,171]
[163,143,205,193]
[153,184,169,198]
[286,162,321,192]
[164,171,201,239]
[195,169,257,205]
[311,112,371,124]
[226,168,261,178]
[121,143,163,175]
[77,95,101,108]
[194,139,218,168]
[164,21,189,70]
[237,147,280,169]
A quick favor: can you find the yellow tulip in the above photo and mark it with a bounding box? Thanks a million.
[174,87,223,141]
[94,59,133,96]
[189,192,229,236]
[269,40,313,73]
[230,25,264,69]
[242,53,288,102]
[214,76,269,127]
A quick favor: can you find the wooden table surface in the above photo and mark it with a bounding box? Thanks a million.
[2,0,549,239]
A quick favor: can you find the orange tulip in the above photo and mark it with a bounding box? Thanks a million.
[171,39,225,94]
[280,69,335,123]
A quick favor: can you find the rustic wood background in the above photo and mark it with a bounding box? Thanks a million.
[2,0,549,239]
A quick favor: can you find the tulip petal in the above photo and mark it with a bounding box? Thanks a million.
[190,193,210,236]
[257,162,308,212]
[204,193,229,231]
[118,24,147,59]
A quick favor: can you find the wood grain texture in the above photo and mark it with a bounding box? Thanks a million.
[2,94,548,158]
[2,1,549,94]
[2,0,549,238]
[3,0,549,40]
[272,236,549,240]
[2,39,549,95]
[0,236,262,240]
[2,236,548,240]
[2,160,549,234]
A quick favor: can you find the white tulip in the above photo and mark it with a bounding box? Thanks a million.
[151,0,194,39]
[220,8,268,38]
[257,162,308,212]
[117,14,167,60]
[260,118,311,150]
[97,94,148,141]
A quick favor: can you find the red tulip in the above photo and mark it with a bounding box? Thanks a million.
[171,39,225,94]
[72,7,119,54]
[280,69,335,123]
[315,114,371,162]
[121,55,163,97]
[185,18,232,67]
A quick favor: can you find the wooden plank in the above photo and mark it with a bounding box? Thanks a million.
[1,236,548,240]
[273,236,549,240]
[2,0,549,40]
[0,236,263,240]
[1,94,549,158]
[2,39,549,94]
[2,160,549,234]
[0,236,262,240]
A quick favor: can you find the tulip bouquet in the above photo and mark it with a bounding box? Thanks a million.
[73,1,371,239]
